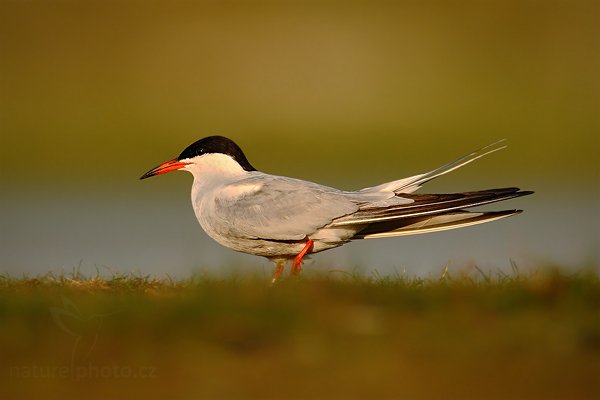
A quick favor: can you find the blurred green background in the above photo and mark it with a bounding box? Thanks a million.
[1,2,599,400]
[1,0,598,276]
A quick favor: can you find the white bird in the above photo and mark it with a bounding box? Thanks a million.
[140,136,532,282]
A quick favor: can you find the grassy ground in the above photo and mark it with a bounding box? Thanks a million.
[1,267,599,400]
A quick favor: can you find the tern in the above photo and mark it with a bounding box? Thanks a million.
[141,136,532,281]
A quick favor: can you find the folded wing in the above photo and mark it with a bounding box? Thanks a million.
[329,188,533,239]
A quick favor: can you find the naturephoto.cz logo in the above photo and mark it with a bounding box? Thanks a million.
[9,363,157,381]
[9,296,157,381]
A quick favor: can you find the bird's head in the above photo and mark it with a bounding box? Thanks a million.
[140,136,256,180]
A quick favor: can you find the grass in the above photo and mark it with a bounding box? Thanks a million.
[1,266,599,400]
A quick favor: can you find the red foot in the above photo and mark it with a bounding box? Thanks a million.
[290,239,313,276]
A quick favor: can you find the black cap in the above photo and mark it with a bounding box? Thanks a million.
[177,136,256,172]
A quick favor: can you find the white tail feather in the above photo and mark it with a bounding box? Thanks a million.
[360,140,507,195]
[357,210,519,239]
[396,140,507,193]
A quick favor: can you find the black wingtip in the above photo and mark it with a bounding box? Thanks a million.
[513,190,534,199]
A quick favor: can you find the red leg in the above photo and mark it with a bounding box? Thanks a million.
[290,239,313,276]
[271,261,285,284]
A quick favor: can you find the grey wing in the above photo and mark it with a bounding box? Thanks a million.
[332,188,531,227]
[213,176,359,241]
[327,188,532,242]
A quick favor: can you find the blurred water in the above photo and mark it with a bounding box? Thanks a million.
[1,187,597,278]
